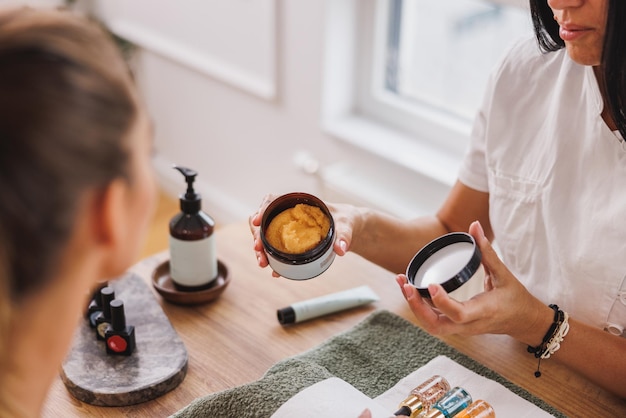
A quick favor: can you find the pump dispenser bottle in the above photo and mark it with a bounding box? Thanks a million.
[169,165,218,290]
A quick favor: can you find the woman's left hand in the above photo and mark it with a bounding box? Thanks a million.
[397,221,553,346]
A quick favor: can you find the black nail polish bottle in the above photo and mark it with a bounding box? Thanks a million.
[104,299,136,356]
[86,281,108,327]
[95,286,115,340]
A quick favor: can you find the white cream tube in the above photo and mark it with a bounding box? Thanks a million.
[277,286,379,325]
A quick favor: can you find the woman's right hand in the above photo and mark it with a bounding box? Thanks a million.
[248,195,362,277]
[249,194,280,277]
[324,201,364,256]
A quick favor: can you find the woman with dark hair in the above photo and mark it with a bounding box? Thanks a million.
[0,7,157,417]
[251,0,626,400]
[530,0,626,138]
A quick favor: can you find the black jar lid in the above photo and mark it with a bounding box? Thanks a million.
[406,232,482,298]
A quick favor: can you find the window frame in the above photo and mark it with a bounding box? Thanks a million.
[321,0,529,187]
[357,0,472,155]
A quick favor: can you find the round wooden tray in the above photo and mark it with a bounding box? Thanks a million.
[151,259,231,305]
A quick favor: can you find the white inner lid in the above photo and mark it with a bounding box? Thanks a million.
[415,241,474,287]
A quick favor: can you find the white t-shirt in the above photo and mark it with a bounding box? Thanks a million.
[459,36,626,334]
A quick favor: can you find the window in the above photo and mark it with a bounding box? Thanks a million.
[321,0,532,190]
[388,0,530,120]
[356,0,532,153]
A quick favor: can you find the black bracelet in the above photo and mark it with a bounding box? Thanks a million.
[527,304,559,356]
[527,304,564,377]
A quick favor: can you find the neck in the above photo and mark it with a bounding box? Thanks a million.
[0,256,100,417]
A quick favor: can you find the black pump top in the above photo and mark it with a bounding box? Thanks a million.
[173,165,201,214]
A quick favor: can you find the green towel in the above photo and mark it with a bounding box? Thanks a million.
[172,310,564,418]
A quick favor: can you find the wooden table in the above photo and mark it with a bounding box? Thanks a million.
[42,222,626,417]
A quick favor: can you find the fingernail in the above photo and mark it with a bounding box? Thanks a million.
[473,220,486,239]
[403,283,415,298]
[428,284,438,297]
[339,239,347,254]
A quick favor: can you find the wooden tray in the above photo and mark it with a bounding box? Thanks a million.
[60,272,188,406]
[152,259,231,305]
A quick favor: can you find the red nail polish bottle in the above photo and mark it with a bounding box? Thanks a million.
[104,299,136,356]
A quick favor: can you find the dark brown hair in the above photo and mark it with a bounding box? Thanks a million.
[529,0,626,139]
[0,7,137,301]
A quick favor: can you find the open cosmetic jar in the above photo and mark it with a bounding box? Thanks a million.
[260,192,336,280]
[406,232,485,302]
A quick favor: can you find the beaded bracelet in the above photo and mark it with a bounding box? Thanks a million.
[541,311,569,359]
[527,304,569,377]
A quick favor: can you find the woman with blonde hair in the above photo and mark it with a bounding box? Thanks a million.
[0,7,156,417]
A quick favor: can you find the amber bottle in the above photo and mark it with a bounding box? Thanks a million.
[169,166,218,290]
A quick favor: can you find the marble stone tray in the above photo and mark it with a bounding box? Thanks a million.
[61,272,188,406]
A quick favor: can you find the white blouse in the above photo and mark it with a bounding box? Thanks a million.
[459,36,626,334]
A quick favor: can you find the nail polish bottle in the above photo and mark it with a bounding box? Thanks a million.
[85,281,108,327]
[394,375,451,417]
[454,400,495,418]
[95,286,115,340]
[104,299,136,356]
[169,165,218,290]
[423,387,472,418]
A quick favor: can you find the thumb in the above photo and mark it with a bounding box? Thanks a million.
[358,408,372,418]
[334,236,349,256]
[468,221,506,286]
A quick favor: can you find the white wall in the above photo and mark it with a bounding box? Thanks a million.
[80,0,451,224]
[0,0,64,8]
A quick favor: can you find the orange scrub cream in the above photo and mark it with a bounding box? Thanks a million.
[261,193,336,280]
